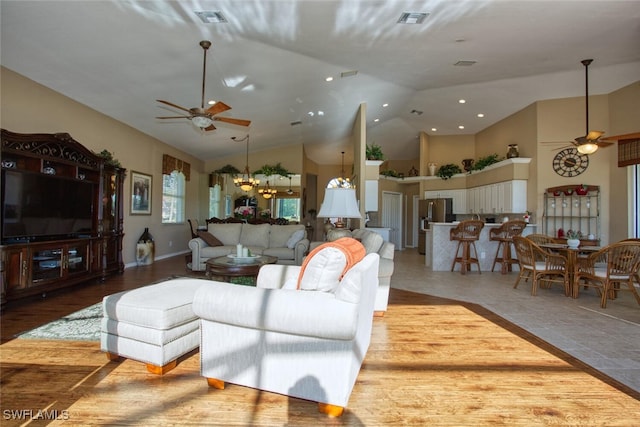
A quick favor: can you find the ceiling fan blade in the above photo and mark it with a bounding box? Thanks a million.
[586,130,605,141]
[157,99,192,113]
[206,101,231,116]
[156,116,190,119]
[214,116,252,127]
[596,140,615,147]
[203,124,217,131]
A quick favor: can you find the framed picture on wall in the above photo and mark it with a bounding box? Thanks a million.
[131,171,152,215]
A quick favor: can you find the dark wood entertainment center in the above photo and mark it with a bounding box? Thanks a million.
[1,129,125,308]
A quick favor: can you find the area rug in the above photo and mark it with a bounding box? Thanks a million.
[16,302,102,341]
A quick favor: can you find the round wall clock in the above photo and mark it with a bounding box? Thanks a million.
[552,148,589,177]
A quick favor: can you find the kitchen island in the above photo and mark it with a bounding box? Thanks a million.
[424,222,537,271]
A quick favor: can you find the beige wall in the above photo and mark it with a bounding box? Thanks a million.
[0,67,205,265]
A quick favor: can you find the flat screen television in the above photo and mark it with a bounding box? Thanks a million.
[1,169,96,243]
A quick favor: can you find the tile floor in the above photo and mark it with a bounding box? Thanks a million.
[390,248,640,393]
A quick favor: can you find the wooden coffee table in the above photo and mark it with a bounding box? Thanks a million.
[205,255,278,283]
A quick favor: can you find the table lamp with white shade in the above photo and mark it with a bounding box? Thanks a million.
[317,187,362,229]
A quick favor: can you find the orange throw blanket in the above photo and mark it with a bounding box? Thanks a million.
[297,237,366,290]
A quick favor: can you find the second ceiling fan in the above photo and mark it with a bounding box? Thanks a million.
[156,40,251,131]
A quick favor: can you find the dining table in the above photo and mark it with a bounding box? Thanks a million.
[540,243,602,298]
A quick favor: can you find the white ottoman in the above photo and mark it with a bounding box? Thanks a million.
[100,278,207,374]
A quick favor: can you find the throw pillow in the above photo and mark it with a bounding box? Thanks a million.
[286,229,305,249]
[297,237,366,291]
[297,247,346,292]
[197,230,223,247]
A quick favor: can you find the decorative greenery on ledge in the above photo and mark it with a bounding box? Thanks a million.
[96,149,122,168]
[366,143,384,161]
[253,163,291,177]
[436,163,463,180]
[472,153,503,171]
[214,164,241,175]
[380,169,402,178]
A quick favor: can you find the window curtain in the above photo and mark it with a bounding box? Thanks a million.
[162,154,190,180]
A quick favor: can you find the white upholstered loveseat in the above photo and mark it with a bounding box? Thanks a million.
[193,244,379,416]
[188,222,310,270]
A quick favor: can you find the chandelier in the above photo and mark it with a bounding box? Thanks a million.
[259,180,277,199]
[327,151,355,189]
[232,134,260,191]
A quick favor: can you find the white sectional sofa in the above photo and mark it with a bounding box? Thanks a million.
[188,222,310,270]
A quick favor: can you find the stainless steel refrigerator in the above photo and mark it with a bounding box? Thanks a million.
[418,198,455,254]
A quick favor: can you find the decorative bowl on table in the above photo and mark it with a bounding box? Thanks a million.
[227,254,261,263]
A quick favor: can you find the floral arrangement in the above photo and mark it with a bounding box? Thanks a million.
[565,230,582,240]
[234,206,254,219]
[260,209,271,219]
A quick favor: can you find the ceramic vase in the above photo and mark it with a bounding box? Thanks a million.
[566,238,580,249]
[428,163,437,176]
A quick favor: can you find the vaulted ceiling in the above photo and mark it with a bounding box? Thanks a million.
[2,1,639,164]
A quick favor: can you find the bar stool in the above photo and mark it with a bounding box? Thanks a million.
[490,220,527,274]
[450,220,484,274]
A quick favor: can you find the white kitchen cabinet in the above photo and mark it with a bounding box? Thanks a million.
[465,180,527,215]
[365,180,378,211]
[424,189,466,214]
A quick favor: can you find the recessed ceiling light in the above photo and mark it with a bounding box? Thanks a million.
[458,99,466,104]
[208,100,216,105]
[308,112,314,117]
[194,11,228,23]
[325,76,334,82]
[374,118,380,122]
[477,113,485,118]
[458,125,465,130]
[431,128,437,132]
[397,12,429,24]
[382,103,389,107]
[454,60,477,66]
[318,111,324,116]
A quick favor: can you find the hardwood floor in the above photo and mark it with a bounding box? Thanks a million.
[1,254,639,426]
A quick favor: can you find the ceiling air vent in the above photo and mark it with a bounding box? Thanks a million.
[454,60,477,66]
[397,12,429,24]
[194,11,228,23]
[290,120,302,126]
[410,109,423,115]
[340,70,358,78]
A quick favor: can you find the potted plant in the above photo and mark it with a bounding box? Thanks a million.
[436,163,463,180]
[565,230,582,248]
[472,153,503,171]
[366,143,384,161]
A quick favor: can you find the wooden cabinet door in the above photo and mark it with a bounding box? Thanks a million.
[3,246,29,292]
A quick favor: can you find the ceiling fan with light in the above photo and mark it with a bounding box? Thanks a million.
[568,59,614,154]
[155,41,251,131]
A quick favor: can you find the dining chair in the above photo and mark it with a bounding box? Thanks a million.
[512,236,570,296]
[490,220,527,274]
[525,234,556,246]
[573,241,640,308]
[621,238,640,287]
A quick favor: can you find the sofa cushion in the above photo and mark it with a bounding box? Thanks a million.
[327,228,352,241]
[197,230,223,247]
[297,238,366,292]
[269,224,305,248]
[262,247,295,261]
[238,223,271,248]
[352,229,384,254]
[286,229,305,248]
[208,223,242,245]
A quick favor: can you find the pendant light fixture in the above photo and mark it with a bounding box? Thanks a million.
[327,151,354,189]
[259,180,277,199]
[232,135,260,191]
